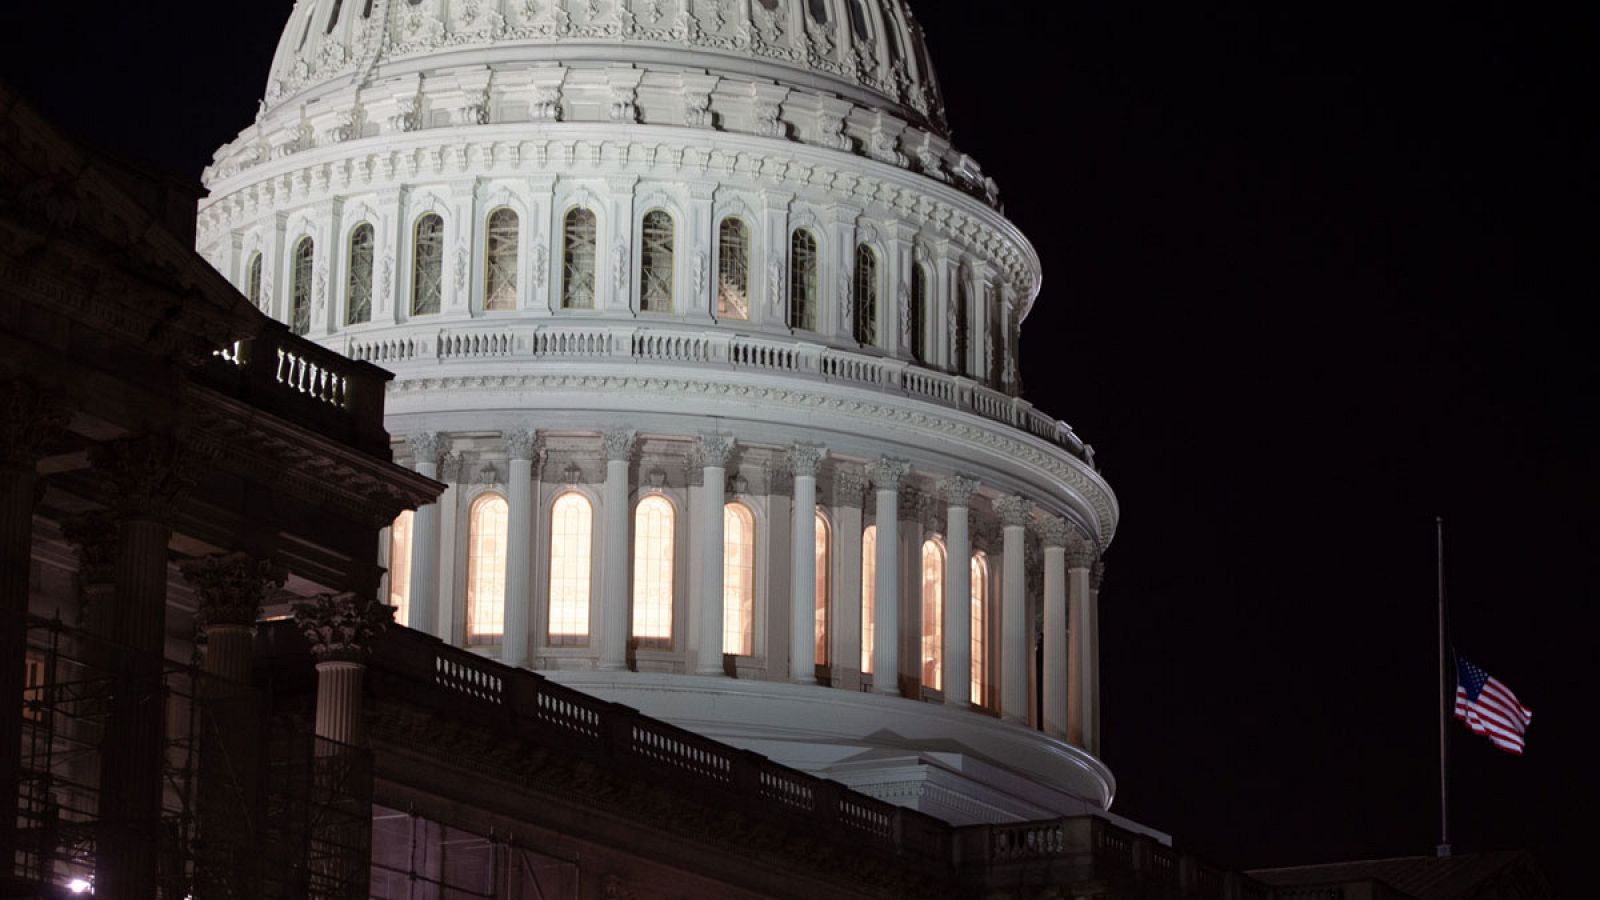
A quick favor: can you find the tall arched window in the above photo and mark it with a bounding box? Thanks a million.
[485,208,519,311]
[954,275,971,376]
[562,208,597,309]
[466,494,509,645]
[789,230,819,331]
[717,217,750,320]
[921,538,945,690]
[723,502,756,656]
[245,252,264,311]
[412,213,444,316]
[388,510,413,628]
[639,210,675,313]
[814,510,830,666]
[910,262,928,363]
[860,525,876,673]
[290,237,314,335]
[847,0,871,39]
[971,552,989,704]
[632,495,675,646]
[853,244,879,346]
[807,0,828,24]
[548,493,593,645]
[346,223,374,325]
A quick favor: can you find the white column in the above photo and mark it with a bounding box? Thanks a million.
[941,476,978,707]
[1088,560,1106,757]
[314,660,366,747]
[869,458,909,695]
[832,469,868,690]
[994,495,1030,724]
[503,430,540,668]
[599,429,635,670]
[1041,516,1070,740]
[697,434,736,675]
[788,443,826,683]
[407,432,446,636]
[1066,531,1096,749]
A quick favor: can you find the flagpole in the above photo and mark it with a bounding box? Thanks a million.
[1436,515,1451,858]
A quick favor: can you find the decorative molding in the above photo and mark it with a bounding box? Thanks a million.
[292,591,395,661]
[601,428,637,461]
[89,433,200,523]
[59,511,118,588]
[939,475,979,508]
[504,428,540,460]
[408,431,448,467]
[697,433,737,469]
[1064,531,1097,571]
[1090,560,1107,594]
[788,442,826,478]
[993,494,1030,529]
[179,552,288,630]
[1037,515,1072,550]
[0,379,70,470]
[833,466,870,507]
[867,456,910,493]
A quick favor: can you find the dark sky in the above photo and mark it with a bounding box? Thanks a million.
[3,2,1594,892]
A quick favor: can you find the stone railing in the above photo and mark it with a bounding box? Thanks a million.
[342,322,1090,463]
[204,321,391,455]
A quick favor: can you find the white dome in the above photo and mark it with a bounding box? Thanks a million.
[265,0,946,131]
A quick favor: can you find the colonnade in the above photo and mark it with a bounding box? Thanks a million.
[400,429,1105,754]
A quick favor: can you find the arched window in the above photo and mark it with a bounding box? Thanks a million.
[954,275,971,376]
[723,502,756,656]
[484,208,519,311]
[921,538,945,690]
[807,0,829,25]
[717,217,750,320]
[853,244,878,346]
[789,230,819,331]
[466,494,509,645]
[412,213,444,316]
[971,552,989,704]
[245,252,264,311]
[910,262,928,363]
[548,493,593,645]
[847,0,870,40]
[860,525,876,673]
[388,510,413,628]
[639,210,675,313]
[326,0,344,33]
[561,208,597,309]
[814,510,830,666]
[632,495,675,645]
[346,223,374,325]
[290,237,314,335]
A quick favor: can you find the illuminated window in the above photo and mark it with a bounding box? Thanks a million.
[22,649,46,722]
[639,210,675,313]
[388,510,414,627]
[717,217,750,320]
[290,237,314,336]
[814,510,830,666]
[245,252,264,310]
[466,494,509,645]
[631,496,676,645]
[853,245,879,346]
[971,552,989,704]
[412,213,444,316]
[910,262,929,363]
[561,208,597,309]
[861,525,876,673]
[789,230,819,331]
[346,223,374,325]
[921,538,945,690]
[548,493,593,645]
[485,208,519,311]
[723,502,756,656]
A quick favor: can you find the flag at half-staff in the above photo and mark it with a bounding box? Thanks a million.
[1453,656,1533,755]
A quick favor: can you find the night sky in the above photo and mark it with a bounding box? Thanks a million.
[3,2,1593,893]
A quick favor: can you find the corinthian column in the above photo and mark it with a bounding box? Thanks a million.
[503,430,540,668]
[599,429,635,671]
[868,458,910,695]
[941,475,979,707]
[1088,560,1106,757]
[292,591,395,748]
[788,443,826,683]
[406,432,447,636]
[1039,515,1070,741]
[180,553,287,683]
[993,495,1030,724]
[832,468,869,690]
[1065,530,1097,749]
[696,434,736,675]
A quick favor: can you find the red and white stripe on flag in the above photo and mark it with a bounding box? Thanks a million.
[1454,656,1533,755]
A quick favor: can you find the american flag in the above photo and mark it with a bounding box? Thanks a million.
[1454,656,1532,755]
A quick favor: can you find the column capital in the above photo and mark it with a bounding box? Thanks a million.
[292,591,394,662]
[696,433,737,468]
[788,442,827,478]
[89,433,197,522]
[504,428,541,461]
[1038,515,1074,550]
[833,467,870,507]
[1065,532,1098,571]
[0,379,70,472]
[601,428,637,462]
[60,511,119,587]
[1091,560,1107,592]
[407,432,448,467]
[868,456,911,492]
[993,494,1030,528]
[180,552,288,630]
[939,475,980,509]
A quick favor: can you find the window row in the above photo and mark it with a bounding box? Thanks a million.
[389,494,989,700]
[242,210,935,359]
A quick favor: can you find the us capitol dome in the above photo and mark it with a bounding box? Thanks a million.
[197,0,1119,825]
